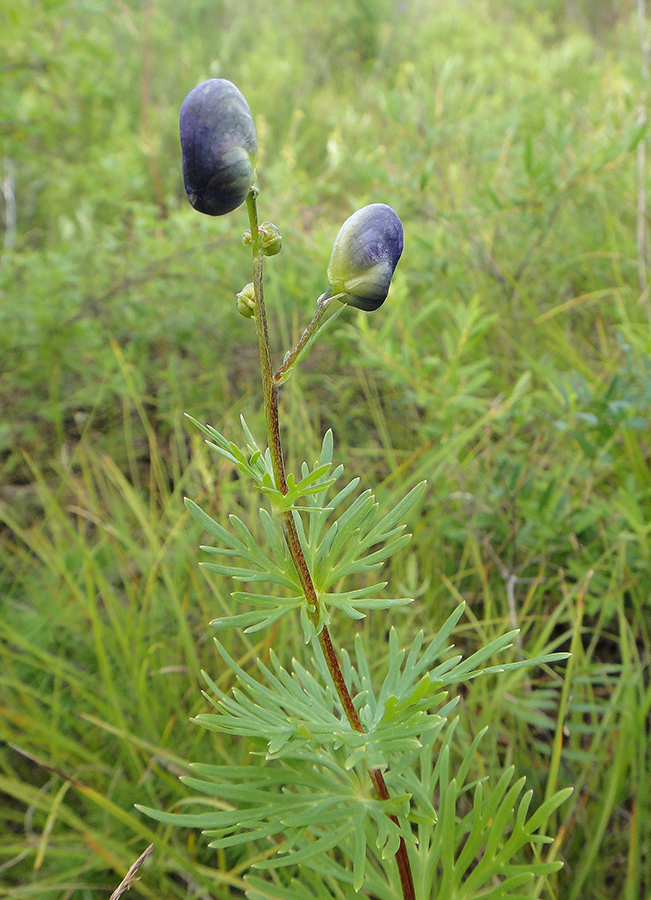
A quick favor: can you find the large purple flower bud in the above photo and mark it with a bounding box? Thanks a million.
[179,78,257,216]
[327,203,404,311]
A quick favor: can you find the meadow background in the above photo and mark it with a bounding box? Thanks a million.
[1,0,650,897]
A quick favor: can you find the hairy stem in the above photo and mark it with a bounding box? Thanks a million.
[247,190,287,494]
[245,188,415,900]
[273,291,339,385]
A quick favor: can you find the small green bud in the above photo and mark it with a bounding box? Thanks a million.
[327,203,404,311]
[236,283,256,318]
[242,222,282,256]
[259,222,283,256]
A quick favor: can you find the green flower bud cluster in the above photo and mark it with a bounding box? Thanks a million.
[242,222,283,256]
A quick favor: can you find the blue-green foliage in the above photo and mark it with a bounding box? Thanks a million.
[139,605,568,897]
[185,424,426,637]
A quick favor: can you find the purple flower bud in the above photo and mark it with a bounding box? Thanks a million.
[327,203,404,311]
[179,79,257,216]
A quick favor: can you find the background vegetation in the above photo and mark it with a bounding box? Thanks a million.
[1,0,650,897]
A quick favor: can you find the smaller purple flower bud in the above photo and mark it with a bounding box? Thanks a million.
[179,78,257,217]
[327,203,404,311]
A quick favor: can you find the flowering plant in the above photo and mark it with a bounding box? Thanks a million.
[140,78,570,900]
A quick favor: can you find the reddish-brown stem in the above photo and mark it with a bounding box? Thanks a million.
[318,624,363,730]
[247,191,287,494]
[371,769,415,900]
[319,627,415,900]
[245,189,415,900]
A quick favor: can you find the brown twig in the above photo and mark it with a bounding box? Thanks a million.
[109,844,155,900]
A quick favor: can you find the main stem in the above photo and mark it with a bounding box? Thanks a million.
[245,190,415,900]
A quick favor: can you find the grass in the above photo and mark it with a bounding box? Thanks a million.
[1,0,650,897]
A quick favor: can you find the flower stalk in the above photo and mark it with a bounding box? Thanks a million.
[273,291,338,385]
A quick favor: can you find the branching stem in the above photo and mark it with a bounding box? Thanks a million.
[245,188,415,900]
[273,291,339,384]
